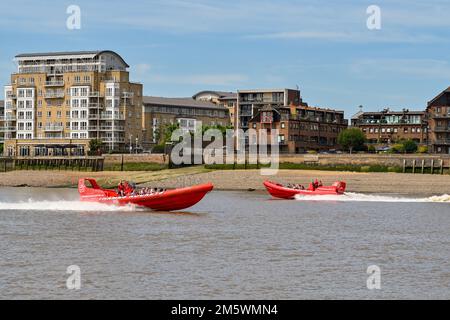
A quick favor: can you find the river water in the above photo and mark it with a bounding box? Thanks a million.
[0,187,449,299]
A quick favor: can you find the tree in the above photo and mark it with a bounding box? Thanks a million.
[337,128,366,154]
[401,139,418,153]
[88,139,103,156]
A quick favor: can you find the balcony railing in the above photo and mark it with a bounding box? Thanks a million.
[102,137,125,143]
[44,92,65,99]
[432,113,450,119]
[43,125,64,131]
[433,139,450,145]
[89,103,102,108]
[433,127,450,132]
[0,126,17,132]
[99,126,125,131]
[89,91,104,98]
[122,92,134,99]
[45,80,65,87]
[100,113,125,120]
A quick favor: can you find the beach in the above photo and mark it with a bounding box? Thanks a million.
[1,167,450,195]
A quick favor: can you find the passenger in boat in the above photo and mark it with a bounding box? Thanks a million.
[314,179,319,189]
[307,182,315,191]
[117,181,125,197]
[123,181,134,196]
[318,180,323,187]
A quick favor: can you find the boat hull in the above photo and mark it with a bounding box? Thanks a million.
[263,181,346,199]
[79,178,213,211]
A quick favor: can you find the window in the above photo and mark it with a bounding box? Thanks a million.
[281,122,285,129]
[47,111,51,117]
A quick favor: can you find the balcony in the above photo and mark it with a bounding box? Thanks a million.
[100,113,125,120]
[102,137,125,143]
[89,114,100,120]
[43,125,64,132]
[433,126,450,132]
[45,80,65,87]
[0,126,17,132]
[122,92,134,99]
[89,103,102,108]
[44,92,65,99]
[89,91,104,98]
[3,116,17,121]
[433,139,450,145]
[431,113,450,119]
[99,126,125,131]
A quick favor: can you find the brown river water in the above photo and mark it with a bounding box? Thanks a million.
[0,187,449,299]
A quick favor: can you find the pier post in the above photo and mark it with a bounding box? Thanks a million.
[421,159,425,174]
[412,160,416,174]
[431,159,435,175]
[403,159,406,173]
[440,159,444,175]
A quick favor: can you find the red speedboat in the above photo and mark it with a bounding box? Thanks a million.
[78,178,213,211]
[263,180,346,199]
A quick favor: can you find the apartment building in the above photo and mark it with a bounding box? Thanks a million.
[0,100,4,145]
[142,96,230,148]
[351,108,428,145]
[249,104,348,153]
[236,88,307,131]
[1,50,143,157]
[192,90,237,127]
[426,87,450,154]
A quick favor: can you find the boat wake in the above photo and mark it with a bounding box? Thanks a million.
[0,199,139,211]
[294,193,450,203]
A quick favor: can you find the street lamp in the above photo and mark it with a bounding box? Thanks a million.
[129,134,132,154]
[135,137,138,154]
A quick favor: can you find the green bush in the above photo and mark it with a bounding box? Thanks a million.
[151,144,166,154]
[367,145,376,153]
[402,140,418,153]
[417,145,428,154]
[390,143,405,153]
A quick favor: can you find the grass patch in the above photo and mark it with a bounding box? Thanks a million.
[103,162,168,171]
[205,162,403,173]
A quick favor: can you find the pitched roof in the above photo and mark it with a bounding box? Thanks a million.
[427,86,450,107]
[143,96,227,110]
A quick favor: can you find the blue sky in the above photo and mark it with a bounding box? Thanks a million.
[1,0,450,116]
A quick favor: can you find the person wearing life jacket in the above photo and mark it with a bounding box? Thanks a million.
[307,181,315,191]
[117,181,125,197]
[314,178,319,189]
[123,181,134,196]
[318,180,323,187]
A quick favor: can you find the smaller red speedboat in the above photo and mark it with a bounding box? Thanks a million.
[78,178,213,211]
[263,180,346,199]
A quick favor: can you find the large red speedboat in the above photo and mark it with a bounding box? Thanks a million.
[78,178,213,211]
[263,180,346,199]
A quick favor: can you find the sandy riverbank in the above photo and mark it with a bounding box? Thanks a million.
[1,166,450,195]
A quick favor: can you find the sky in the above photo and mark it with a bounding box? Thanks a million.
[1,0,450,116]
